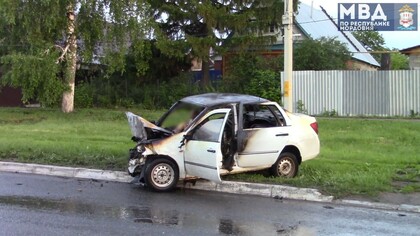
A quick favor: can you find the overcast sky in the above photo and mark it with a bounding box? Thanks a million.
[300,0,420,49]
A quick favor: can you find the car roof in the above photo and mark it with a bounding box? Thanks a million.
[180,93,269,107]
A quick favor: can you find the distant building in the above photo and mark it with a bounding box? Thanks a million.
[269,2,380,70]
[214,2,380,75]
[400,45,420,70]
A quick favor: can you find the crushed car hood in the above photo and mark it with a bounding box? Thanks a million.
[126,112,172,141]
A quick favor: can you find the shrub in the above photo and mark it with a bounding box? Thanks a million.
[244,70,281,103]
[74,82,94,108]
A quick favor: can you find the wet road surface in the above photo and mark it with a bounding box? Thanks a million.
[0,172,419,235]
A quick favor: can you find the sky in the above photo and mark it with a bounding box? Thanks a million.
[300,0,420,49]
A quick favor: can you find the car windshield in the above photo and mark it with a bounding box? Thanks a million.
[158,102,204,132]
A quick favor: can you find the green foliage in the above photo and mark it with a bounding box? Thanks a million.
[132,75,198,109]
[244,70,281,103]
[391,52,409,70]
[352,31,385,62]
[409,110,419,118]
[320,109,338,117]
[0,0,154,108]
[294,37,352,70]
[75,72,200,109]
[296,100,307,114]
[148,0,288,86]
[124,40,192,83]
[74,81,94,108]
[222,52,282,93]
[1,51,66,106]
[352,31,385,51]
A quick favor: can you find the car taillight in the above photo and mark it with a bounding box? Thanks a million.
[310,122,318,134]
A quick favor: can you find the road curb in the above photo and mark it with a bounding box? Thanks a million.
[0,161,132,183]
[1,161,419,213]
[0,161,333,202]
[334,199,420,213]
[181,180,334,202]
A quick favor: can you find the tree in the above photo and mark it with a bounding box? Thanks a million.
[0,0,152,112]
[147,0,290,86]
[293,37,352,70]
[391,51,409,70]
[352,31,385,62]
[352,31,385,51]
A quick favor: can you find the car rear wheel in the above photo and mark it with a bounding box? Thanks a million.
[144,158,179,192]
[271,152,299,178]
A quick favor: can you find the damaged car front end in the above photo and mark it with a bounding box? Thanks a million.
[126,112,174,184]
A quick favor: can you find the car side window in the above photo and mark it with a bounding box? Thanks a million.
[191,113,226,142]
[243,104,283,129]
[268,105,286,126]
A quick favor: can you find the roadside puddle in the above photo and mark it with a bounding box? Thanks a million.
[0,195,316,235]
[0,195,178,226]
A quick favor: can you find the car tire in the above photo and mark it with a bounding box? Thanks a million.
[271,152,299,178]
[144,158,179,192]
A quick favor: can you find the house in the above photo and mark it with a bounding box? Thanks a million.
[215,2,380,75]
[268,3,380,70]
[400,45,420,70]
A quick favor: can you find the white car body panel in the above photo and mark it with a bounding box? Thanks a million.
[183,109,230,183]
[237,126,290,167]
[286,112,320,162]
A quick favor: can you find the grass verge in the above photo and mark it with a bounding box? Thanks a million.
[1,108,419,197]
[0,108,162,170]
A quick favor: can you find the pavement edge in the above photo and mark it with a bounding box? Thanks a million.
[1,161,419,213]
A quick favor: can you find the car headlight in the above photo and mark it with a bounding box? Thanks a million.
[137,145,146,153]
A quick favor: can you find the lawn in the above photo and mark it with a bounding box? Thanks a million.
[0,108,419,197]
[0,108,162,170]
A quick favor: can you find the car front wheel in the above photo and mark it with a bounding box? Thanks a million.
[144,158,179,192]
[271,152,299,178]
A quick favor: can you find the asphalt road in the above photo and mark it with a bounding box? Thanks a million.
[0,172,419,236]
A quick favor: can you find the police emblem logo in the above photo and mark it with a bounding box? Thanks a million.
[398,4,415,29]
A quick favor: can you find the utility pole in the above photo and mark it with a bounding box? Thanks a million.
[283,0,293,112]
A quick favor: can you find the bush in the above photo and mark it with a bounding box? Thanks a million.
[220,52,282,102]
[244,70,281,103]
[74,82,94,108]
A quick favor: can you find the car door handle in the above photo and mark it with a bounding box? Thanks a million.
[276,133,289,136]
[207,149,216,153]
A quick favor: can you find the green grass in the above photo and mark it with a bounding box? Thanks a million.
[0,108,163,170]
[0,108,419,197]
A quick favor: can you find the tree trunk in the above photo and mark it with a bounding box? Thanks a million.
[201,57,210,87]
[62,3,77,113]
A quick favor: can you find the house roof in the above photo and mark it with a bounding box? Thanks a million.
[295,3,380,67]
[400,45,420,54]
[180,93,269,106]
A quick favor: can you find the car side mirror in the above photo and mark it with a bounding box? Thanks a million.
[179,134,192,149]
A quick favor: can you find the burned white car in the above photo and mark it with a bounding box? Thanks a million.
[126,93,320,192]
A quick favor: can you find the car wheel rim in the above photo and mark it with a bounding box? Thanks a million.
[151,163,174,188]
[278,158,293,176]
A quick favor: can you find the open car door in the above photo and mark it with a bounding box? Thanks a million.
[183,108,231,183]
[236,102,290,167]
